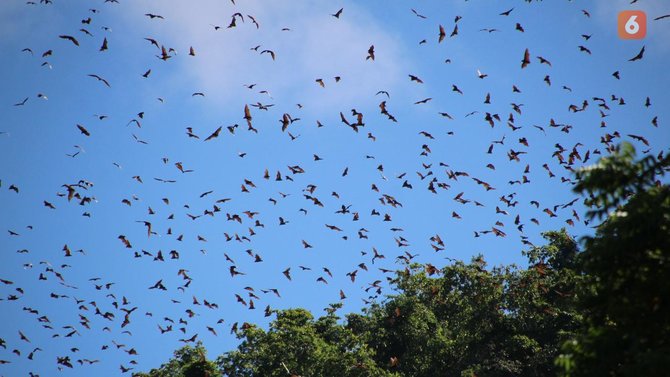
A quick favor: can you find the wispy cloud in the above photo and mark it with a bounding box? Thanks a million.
[121,0,411,112]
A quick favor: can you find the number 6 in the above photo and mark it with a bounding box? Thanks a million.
[625,15,639,34]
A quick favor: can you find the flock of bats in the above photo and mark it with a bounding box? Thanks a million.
[1,0,667,375]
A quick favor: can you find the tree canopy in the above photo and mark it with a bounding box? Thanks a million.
[136,229,582,377]
[136,144,670,377]
[557,143,670,376]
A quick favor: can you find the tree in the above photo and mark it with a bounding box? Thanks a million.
[216,230,582,377]
[217,306,396,377]
[505,230,582,376]
[557,143,670,376]
[139,230,585,377]
[362,233,581,377]
[133,342,220,377]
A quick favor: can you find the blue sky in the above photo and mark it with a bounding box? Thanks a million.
[1,0,669,375]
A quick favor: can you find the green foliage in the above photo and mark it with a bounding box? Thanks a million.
[139,231,583,377]
[558,143,670,376]
[133,342,220,377]
[138,144,669,376]
[217,307,395,377]
[214,231,580,377]
[573,142,668,221]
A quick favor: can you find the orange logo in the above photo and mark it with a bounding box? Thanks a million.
[618,11,647,39]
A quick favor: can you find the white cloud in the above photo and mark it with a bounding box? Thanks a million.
[121,0,411,112]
